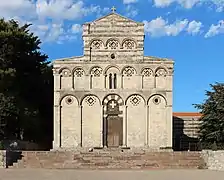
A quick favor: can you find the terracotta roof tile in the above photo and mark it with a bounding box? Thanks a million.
[173,112,202,117]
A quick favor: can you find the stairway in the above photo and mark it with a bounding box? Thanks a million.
[9,151,206,169]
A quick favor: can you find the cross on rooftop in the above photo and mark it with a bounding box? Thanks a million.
[111,6,116,13]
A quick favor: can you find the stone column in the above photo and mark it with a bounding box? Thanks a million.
[121,75,124,89]
[90,75,92,89]
[145,105,149,147]
[141,76,144,89]
[100,105,104,147]
[122,105,127,147]
[166,105,173,148]
[53,105,61,149]
[79,105,82,147]
[54,73,60,91]
[148,104,151,148]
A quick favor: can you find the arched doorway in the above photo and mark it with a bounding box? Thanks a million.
[103,94,124,147]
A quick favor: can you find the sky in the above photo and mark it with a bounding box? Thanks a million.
[0,0,223,112]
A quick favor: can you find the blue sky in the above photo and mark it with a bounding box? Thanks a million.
[0,0,223,112]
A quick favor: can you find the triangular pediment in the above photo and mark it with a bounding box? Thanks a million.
[85,12,143,25]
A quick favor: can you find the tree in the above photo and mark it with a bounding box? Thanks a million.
[194,83,224,143]
[0,19,53,148]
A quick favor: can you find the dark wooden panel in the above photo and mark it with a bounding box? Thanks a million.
[107,116,123,147]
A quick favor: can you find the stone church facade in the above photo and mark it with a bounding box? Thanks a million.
[53,11,174,150]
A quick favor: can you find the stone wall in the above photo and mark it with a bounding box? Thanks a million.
[202,150,224,171]
[0,150,6,168]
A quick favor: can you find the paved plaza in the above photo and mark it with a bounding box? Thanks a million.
[0,169,224,180]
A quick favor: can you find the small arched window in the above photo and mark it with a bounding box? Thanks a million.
[114,74,117,89]
[109,73,113,89]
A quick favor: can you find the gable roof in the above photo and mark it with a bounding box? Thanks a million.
[84,12,144,25]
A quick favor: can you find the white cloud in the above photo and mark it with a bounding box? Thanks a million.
[71,24,82,34]
[144,17,203,37]
[36,0,102,21]
[153,0,224,11]
[123,0,138,4]
[143,17,189,37]
[0,0,36,19]
[187,20,203,35]
[125,5,138,17]
[0,0,108,44]
[205,20,224,37]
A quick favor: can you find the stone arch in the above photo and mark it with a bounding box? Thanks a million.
[125,94,146,105]
[89,66,103,89]
[147,94,167,105]
[72,67,86,76]
[59,67,72,75]
[155,66,168,77]
[122,66,138,89]
[104,66,121,89]
[59,68,72,89]
[106,38,121,50]
[60,94,79,105]
[126,94,146,147]
[122,38,137,49]
[81,94,102,147]
[141,67,154,89]
[141,67,154,76]
[72,67,86,89]
[80,94,101,106]
[89,39,105,49]
[148,94,167,148]
[60,95,80,148]
[121,66,137,76]
[103,94,124,106]
[102,94,124,147]
[89,66,103,75]
[103,65,121,75]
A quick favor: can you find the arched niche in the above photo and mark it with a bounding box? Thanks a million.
[105,66,120,89]
[81,95,102,147]
[148,95,167,149]
[126,95,146,147]
[122,39,137,50]
[155,67,168,89]
[90,66,104,89]
[73,67,87,89]
[59,68,72,89]
[122,66,137,89]
[60,95,80,148]
[141,68,154,89]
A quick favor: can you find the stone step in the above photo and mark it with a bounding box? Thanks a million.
[9,151,204,169]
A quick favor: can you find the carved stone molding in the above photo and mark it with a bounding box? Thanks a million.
[142,68,153,77]
[123,39,136,49]
[91,40,103,49]
[130,95,141,106]
[74,68,84,77]
[152,96,161,105]
[65,96,74,105]
[107,39,119,50]
[123,67,135,77]
[60,69,71,77]
[91,67,103,77]
[85,96,96,106]
[156,68,167,77]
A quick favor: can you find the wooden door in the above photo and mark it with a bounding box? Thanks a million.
[107,116,123,147]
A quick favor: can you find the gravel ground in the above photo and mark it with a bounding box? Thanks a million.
[0,169,224,180]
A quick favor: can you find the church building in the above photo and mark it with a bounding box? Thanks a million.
[53,9,174,150]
